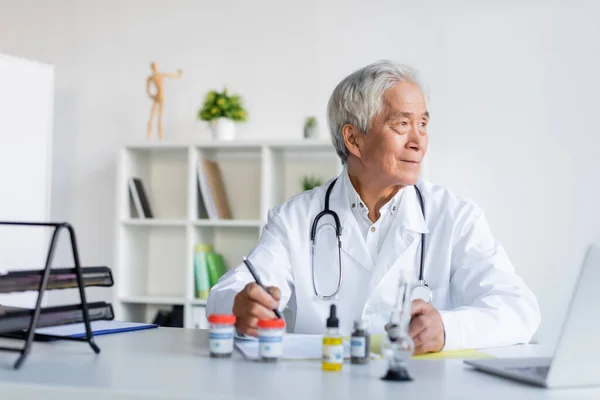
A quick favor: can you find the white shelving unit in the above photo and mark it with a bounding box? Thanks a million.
[113,139,341,329]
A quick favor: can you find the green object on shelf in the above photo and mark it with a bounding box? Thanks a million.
[304,116,317,128]
[198,87,248,122]
[206,252,227,288]
[302,175,323,191]
[194,244,214,299]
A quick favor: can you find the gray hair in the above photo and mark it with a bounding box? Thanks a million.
[327,60,428,164]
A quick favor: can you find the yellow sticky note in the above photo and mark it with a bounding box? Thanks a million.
[411,349,493,360]
[365,334,493,360]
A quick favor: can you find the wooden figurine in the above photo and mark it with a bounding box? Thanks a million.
[146,62,182,140]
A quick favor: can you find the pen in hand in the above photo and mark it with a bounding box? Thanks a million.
[242,256,283,319]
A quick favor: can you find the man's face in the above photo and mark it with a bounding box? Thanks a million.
[355,81,429,186]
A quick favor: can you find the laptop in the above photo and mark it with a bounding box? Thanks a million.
[464,243,600,389]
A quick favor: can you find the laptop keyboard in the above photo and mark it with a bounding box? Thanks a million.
[505,366,550,378]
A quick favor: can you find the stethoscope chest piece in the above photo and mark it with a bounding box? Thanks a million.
[411,280,432,304]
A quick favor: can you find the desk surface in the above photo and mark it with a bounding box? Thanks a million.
[0,327,598,400]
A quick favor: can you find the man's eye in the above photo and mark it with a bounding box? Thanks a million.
[420,121,428,127]
[401,121,408,126]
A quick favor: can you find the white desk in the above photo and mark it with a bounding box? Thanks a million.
[0,327,598,399]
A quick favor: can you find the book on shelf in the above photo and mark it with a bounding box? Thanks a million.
[206,252,227,287]
[196,162,217,219]
[193,244,227,299]
[151,305,183,328]
[129,177,154,218]
[194,244,214,299]
[197,157,232,219]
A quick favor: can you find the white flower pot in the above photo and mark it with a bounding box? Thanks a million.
[210,117,236,140]
[304,125,319,139]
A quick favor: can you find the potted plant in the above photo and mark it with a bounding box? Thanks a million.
[198,87,248,140]
[304,116,318,139]
[302,175,323,191]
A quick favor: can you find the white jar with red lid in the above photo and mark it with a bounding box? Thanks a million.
[208,314,236,358]
[258,318,286,362]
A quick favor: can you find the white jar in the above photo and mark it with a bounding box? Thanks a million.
[208,314,236,358]
[258,318,286,362]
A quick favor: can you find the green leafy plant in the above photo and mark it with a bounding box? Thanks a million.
[198,87,248,122]
[304,116,317,128]
[302,175,323,191]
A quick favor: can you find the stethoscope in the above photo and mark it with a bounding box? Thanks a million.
[310,178,432,303]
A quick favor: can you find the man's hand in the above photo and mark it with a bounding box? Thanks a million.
[232,283,281,337]
[409,300,445,355]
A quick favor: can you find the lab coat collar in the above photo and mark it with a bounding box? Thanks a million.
[343,167,404,219]
[398,182,429,234]
[327,169,428,272]
[338,166,429,235]
[365,183,428,302]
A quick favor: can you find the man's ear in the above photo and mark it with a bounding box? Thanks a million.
[342,124,363,160]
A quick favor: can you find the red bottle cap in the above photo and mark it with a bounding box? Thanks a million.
[257,318,286,329]
[208,314,236,324]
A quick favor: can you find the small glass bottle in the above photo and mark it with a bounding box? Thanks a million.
[351,319,370,364]
[322,304,343,371]
[208,314,236,358]
[258,318,286,362]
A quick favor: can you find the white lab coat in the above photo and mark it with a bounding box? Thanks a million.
[206,172,541,351]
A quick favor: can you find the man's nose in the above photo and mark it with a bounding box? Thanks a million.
[407,125,421,151]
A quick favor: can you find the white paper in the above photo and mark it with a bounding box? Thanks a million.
[234,333,350,361]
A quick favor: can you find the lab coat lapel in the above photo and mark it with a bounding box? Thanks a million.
[327,174,373,272]
[366,185,429,298]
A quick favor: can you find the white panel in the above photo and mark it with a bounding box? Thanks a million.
[0,53,53,307]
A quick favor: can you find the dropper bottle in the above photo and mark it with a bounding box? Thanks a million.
[322,304,343,371]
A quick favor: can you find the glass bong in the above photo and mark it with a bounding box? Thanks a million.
[381,268,415,381]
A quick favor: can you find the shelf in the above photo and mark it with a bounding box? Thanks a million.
[119,296,186,305]
[267,140,335,150]
[122,219,187,227]
[125,139,334,150]
[193,219,263,228]
[115,139,337,328]
[125,143,190,151]
[121,219,263,227]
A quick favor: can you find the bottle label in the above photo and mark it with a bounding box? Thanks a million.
[259,334,283,358]
[209,326,234,354]
[351,336,366,358]
[322,337,344,365]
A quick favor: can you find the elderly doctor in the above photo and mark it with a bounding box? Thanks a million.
[207,60,541,354]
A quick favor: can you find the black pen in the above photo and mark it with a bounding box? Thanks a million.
[242,256,283,319]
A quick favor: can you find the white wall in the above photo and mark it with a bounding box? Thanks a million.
[0,0,597,345]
